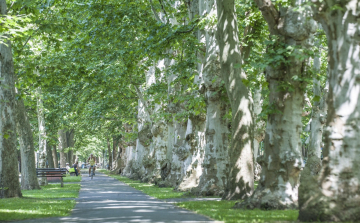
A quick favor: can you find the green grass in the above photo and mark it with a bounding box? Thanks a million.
[63,175,82,182]
[176,201,299,223]
[0,183,80,221]
[99,169,188,199]
[23,184,81,198]
[100,170,299,223]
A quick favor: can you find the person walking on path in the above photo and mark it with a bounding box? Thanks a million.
[87,154,96,177]
[72,161,79,176]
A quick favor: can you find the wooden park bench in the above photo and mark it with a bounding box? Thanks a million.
[36,168,67,187]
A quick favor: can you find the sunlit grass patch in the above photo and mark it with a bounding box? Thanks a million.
[0,198,75,221]
[176,201,299,223]
[64,175,82,182]
[23,183,80,198]
[99,170,186,199]
[0,183,80,221]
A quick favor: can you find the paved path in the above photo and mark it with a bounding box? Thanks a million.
[18,172,218,223]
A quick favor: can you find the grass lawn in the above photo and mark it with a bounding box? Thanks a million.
[63,175,82,182]
[23,183,81,198]
[100,170,300,223]
[176,201,299,223]
[99,169,188,199]
[0,183,80,221]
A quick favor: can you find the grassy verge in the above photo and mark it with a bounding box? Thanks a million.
[99,169,189,199]
[100,170,299,223]
[23,184,81,198]
[64,175,82,182]
[176,201,299,223]
[0,183,80,221]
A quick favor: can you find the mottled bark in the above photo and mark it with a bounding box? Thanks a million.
[112,137,118,170]
[58,129,67,168]
[0,0,22,198]
[197,0,229,195]
[164,56,188,187]
[177,117,206,192]
[123,145,135,176]
[151,121,169,183]
[66,130,75,165]
[46,143,54,168]
[239,0,317,209]
[298,51,327,213]
[67,151,72,165]
[299,1,360,221]
[253,88,265,181]
[174,1,207,191]
[15,96,40,190]
[52,145,58,168]
[107,137,112,170]
[36,87,47,185]
[36,87,46,155]
[216,0,254,200]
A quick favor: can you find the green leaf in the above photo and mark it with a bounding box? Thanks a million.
[313,95,321,102]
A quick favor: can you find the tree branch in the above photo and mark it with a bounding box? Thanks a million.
[149,0,163,23]
[16,5,25,15]
[158,0,169,23]
[254,0,279,35]
[6,1,15,13]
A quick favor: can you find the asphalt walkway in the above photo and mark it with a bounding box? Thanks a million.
[17,172,218,223]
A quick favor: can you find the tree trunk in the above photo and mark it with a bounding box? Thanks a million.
[66,151,71,165]
[107,138,112,170]
[112,137,117,170]
[46,142,54,168]
[239,1,317,209]
[36,87,47,185]
[66,130,74,165]
[52,145,58,168]
[15,96,40,190]
[215,0,254,200]
[298,48,328,215]
[58,129,67,168]
[299,1,360,221]
[197,1,230,195]
[253,87,265,181]
[0,0,22,198]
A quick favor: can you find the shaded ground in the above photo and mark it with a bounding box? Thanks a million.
[14,171,218,223]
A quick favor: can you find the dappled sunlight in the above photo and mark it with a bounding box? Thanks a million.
[177,201,298,222]
[16,172,215,222]
[0,209,44,214]
[133,209,156,213]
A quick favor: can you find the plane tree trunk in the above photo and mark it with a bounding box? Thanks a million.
[107,137,112,170]
[66,130,75,165]
[15,96,41,190]
[216,0,254,200]
[197,0,229,196]
[239,0,317,209]
[46,142,54,168]
[298,49,328,214]
[36,87,47,185]
[52,145,58,168]
[299,1,360,221]
[0,0,22,198]
[58,129,67,168]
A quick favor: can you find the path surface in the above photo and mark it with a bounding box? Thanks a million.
[17,172,218,223]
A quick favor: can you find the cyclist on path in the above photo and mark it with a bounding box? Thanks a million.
[87,154,96,177]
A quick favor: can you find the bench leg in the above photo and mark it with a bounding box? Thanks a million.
[61,177,63,187]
